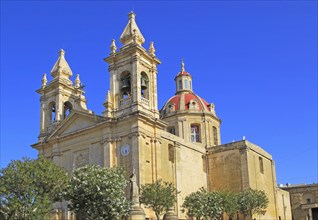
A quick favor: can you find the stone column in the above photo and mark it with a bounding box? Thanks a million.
[309,208,312,220]
[240,147,250,189]
[102,138,112,167]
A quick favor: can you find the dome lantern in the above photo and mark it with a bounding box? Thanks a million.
[174,59,193,94]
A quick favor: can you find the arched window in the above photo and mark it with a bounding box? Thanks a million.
[191,124,200,142]
[178,79,182,90]
[302,193,315,204]
[48,102,56,124]
[213,126,218,145]
[63,101,72,119]
[140,72,149,99]
[120,71,131,99]
[184,79,188,89]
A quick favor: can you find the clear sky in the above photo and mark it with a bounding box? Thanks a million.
[1,1,317,185]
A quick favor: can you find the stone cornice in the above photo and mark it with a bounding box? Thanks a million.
[206,140,273,160]
[104,43,160,66]
[161,111,221,123]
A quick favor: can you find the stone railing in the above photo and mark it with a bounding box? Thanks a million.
[119,97,131,107]
[141,97,149,106]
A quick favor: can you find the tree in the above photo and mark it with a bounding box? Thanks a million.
[182,188,223,220]
[0,156,68,220]
[220,191,238,219]
[236,188,269,219]
[182,188,205,219]
[64,165,130,220]
[140,179,178,220]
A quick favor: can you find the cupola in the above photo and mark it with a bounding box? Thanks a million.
[174,60,193,94]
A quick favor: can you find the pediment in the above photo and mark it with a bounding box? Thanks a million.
[48,111,103,140]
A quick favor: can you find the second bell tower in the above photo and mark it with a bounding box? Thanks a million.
[103,12,161,119]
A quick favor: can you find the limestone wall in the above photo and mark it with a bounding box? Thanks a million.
[206,140,286,220]
[282,184,318,220]
[276,188,292,220]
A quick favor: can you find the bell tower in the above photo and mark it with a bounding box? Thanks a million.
[103,12,161,119]
[36,49,90,141]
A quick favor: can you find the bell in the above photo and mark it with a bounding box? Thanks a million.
[121,77,131,92]
[141,77,148,90]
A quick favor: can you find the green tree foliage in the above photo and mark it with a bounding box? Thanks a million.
[220,191,238,219]
[236,188,269,218]
[182,188,223,220]
[64,165,130,220]
[140,179,178,220]
[0,156,68,220]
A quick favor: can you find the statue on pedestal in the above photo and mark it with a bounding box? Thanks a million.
[129,169,146,220]
[130,169,140,206]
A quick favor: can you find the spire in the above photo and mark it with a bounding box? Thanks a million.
[50,49,73,79]
[120,12,145,46]
[41,73,47,87]
[148,41,156,57]
[75,74,81,88]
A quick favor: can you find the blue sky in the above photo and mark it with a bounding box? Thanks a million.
[1,1,317,185]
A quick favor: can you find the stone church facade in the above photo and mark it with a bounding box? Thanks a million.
[32,12,291,220]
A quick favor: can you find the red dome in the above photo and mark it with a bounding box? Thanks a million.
[163,92,210,112]
[176,70,192,78]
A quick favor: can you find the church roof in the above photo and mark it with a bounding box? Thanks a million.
[163,92,210,112]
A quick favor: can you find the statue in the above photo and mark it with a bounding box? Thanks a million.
[130,169,140,205]
[129,169,146,220]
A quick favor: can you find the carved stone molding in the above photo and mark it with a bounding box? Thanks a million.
[151,137,162,144]
[101,136,122,144]
[73,149,89,169]
[128,132,139,139]
[51,151,62,158]
[174,141,181,147]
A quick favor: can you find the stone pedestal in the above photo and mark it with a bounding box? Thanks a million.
[129,204,145,220]
[163,207,178,220]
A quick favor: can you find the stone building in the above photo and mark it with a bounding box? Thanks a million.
[32,12,291,220]
[281,184,318,220]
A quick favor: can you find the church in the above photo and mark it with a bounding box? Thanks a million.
[32,12,291,220]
